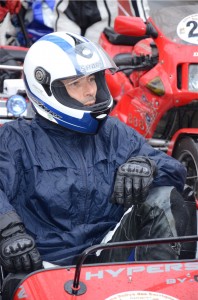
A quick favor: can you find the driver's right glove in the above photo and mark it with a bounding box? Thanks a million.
[0,212,42,273]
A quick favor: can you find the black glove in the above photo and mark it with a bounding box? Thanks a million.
[0,212,42,273]
[111,156,157,208]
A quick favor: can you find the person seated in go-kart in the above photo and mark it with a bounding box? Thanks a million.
[0,32,190,279]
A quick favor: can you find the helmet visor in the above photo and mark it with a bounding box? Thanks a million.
[51,40,117,109]
[72,41,118,76]
[53,41,118,85]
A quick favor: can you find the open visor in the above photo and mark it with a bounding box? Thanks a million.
[50,41,117,110]
[52,41,118,86]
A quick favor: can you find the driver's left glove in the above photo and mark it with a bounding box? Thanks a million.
[111,156,157,208]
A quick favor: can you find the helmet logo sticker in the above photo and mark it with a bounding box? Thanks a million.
[82,47,92,57]
[80,61,103,74]
[75,45,93,58]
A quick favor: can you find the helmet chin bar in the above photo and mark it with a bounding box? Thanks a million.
[54,111,101,134]
[29,91,107,134]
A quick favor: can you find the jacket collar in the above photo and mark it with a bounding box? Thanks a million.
[34,114,83,139]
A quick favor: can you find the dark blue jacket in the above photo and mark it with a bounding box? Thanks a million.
[0,115,186,264]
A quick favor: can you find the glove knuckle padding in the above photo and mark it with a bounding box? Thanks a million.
[112,156,157,208]
[0,233,42,273]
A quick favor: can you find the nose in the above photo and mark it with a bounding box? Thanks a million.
[83,80,95,96]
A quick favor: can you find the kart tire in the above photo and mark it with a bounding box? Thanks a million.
[173,136,198,259]
[173,136,198,199]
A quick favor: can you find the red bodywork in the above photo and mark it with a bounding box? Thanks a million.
[12,237,198,300]
[108,17,198,140]
[13,260,198,299]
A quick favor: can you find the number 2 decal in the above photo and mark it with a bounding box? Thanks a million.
[187,21,198,38]
[177,14,198,44]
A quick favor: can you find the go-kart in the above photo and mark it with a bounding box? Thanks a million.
[99,4,198,201]
[1,236,198,300]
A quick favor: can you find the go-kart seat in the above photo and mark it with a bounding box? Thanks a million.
[0,272,26,300]
[103,27,149,46]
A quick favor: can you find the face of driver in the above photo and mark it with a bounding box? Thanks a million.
[62,74,97,106]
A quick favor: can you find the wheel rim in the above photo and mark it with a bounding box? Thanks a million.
[178,150,198,198]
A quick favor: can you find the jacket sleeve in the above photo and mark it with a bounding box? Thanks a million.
[109,118,187,193]
[137,139,187,193]
[0,127,20,216]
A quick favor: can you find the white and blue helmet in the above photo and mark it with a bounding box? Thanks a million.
[23,32,117,134]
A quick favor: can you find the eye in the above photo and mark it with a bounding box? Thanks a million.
[68,80,80,87]
[89,75,96,82]
[72,81,79,86]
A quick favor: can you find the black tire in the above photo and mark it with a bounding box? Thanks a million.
[173,136,198,198]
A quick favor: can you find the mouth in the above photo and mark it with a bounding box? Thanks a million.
[84,98,96,106]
